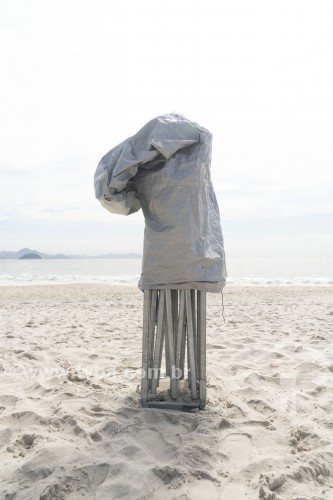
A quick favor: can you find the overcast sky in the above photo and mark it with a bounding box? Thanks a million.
[1,0,332,258]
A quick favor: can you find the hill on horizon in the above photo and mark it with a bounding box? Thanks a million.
[19,252,42,260]
[0,248,142,260]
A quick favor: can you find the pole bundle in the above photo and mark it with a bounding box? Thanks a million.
[141,289,206,410]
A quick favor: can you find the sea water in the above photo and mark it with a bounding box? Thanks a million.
[0,258,332,286]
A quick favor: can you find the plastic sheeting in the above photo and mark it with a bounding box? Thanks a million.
[94,113,227,291]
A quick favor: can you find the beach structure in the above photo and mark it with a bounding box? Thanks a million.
[94,113,226,409]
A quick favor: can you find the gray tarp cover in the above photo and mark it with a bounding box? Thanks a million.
[94,113,227,291]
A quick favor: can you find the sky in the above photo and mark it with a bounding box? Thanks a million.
[0,0,332,258]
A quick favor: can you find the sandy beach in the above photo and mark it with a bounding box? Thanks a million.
[0,284,332,499]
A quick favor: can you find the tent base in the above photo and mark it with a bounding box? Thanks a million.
[141,400,204,412]
[140,289,207,411]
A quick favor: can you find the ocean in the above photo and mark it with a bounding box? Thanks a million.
[0,258,332,286]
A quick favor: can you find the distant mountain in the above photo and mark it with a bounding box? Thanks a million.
[19,252,42,260]
[0,248,142,260]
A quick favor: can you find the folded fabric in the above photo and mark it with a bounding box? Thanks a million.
[94,112,227,291]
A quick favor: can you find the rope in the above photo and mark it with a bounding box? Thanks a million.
[221,291,226,324]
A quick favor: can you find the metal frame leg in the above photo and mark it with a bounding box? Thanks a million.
[198,291,206,408]
[165,290,177,399]
[185,289,198,400]
[141,290,150,403]
[151,290,165,397]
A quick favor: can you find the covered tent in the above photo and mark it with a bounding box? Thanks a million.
[94,112,226,291]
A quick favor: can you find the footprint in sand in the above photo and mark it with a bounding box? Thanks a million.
[223,433,252,464]
[136,428,177,462]
[6,433,39,458]
[247,398,275,415]
[182,478,221,499]
[0,428,11,449]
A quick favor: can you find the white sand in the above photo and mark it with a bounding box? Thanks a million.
[0,284,332,499]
